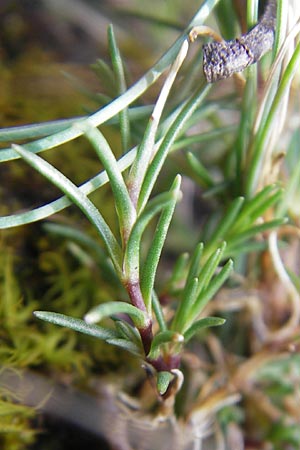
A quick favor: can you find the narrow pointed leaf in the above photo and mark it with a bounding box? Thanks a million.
[106,338,143,357]
[227,218,287,248]
[190,259,233,321]
[141,175,182,312]
[75,123,136,235]
[184,316,226,342]
[172,125,236,151]
[91,58,116,95]
[138,84,211,212]
[225,240,267,258]
[186,242,204,287]
[246,189,284,222]
[0,117,84,142]
[12,144,122,274]
[206,197,244,250]
[152,290,167,332]
[233,185,282,229]
[157,371,174,396]
[113,319,142,345]
[84,301,149,329]
[148,331,184,359]
[186,152,214,187]
[124,190,181,281]
[108,25,131,153]
[0,148,136,229]
[129,40,188,207]
[197,242,227,295]
[33,311,119,341]
[172,277,199,333]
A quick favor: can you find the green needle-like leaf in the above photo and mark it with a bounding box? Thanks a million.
[0,147,136,230]
[173,243,226,332]
[157,371,174,395]
[84,301,149,329]
[76,122,136,238]
[151,291,167,332]
[205,197,244,254]
[141,175,182,312]
[184,316,226,342]
[189,259,233,326]
[172,277,199,333]
[185,242,204,287]
[0,117,84,142]
[123,189,181,282]
[33,311,119,341]
[172,125,236,151]
[246,189,284,222]
[113,319,142,345]
[148,330,184,359]
[128,39,188,207]
[224,240,267,258]
[106,338,143,357]
[91,58,116,95]
[138,84,211,212]
[198,242,227,294]
[12,144,122,275]
[108,25,131,153]
[226,218,287,251]
[186,152,214,188]
[232,185,282,229]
